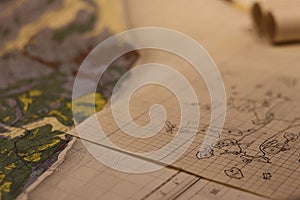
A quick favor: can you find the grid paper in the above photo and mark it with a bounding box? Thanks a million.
[29,139,266,200]
[71,66,300,200]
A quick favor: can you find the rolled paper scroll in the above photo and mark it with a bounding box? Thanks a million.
[265,6,300,43]
[251,0,300,44]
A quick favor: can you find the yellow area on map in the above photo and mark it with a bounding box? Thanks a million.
[17,153,27,157]
[29,90,42,97]
[24,153,41,162]
[38,139,61,151]
[18,94,32,111]
[2,117,68,139]
[0,172,11,200]
[5,163,16,171]
[49,110,68,122]
[0,0,93,55]
[29,128,39,139]
[3,117,10,123]
[0,0,125,55]
[55,134,67,140]
[0,149,7,154]
[73,93,107,118]
[3,92,106,140]
[0,172,5,183]
[0,182,11,192]
[0,182,12,200]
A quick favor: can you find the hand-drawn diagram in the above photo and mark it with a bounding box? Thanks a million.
[194,85,300,180]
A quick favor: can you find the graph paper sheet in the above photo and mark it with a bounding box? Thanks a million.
[28,139,266,200]
[69,61,300,200]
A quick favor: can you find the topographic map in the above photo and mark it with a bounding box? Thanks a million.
[0,0,137,199]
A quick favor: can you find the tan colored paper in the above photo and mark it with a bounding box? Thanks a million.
[251,0,300,43]
[28,1,300,199]
[74,1,300,199]
[28,139,266,200]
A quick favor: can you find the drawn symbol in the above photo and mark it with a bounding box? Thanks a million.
[165,121,178,134]
[224,167,244,179]
[283,132,298,142]
[210,188,220,195]
[263,172,272,180]
[196,146,214,159]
